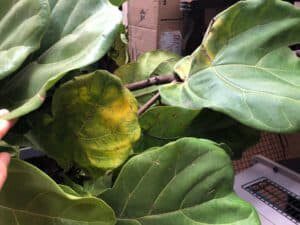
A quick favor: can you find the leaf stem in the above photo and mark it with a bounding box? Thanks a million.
[138,92,161,116]
[125,74,178,91]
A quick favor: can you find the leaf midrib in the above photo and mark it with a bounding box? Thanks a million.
[189,63,300,103]
[117,150,232,220]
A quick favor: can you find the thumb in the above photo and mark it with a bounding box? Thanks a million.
[0,109,15,139]
[0,152,11,190]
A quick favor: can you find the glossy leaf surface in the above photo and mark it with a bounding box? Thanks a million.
[0,159,116,225]
[160,0,300,132]
[27,71,140,173]
[0,0,122,120]
[102,138,260,225]
[0,0,50,80]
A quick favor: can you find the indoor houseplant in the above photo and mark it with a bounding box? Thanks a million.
[0,0,299,224]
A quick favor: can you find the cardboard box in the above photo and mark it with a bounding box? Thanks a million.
[128,25,158,60]
[127,0,183,60]
[128,0,182,29]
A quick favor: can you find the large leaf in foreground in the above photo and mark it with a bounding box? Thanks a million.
[102,138,260,225]
[0,0,122,120]
[135,106,259,158]
[160,0,300,133]
[38,0,113,56]
[0,0,50,80]
[27,71,140,173]
[0,159,116,225]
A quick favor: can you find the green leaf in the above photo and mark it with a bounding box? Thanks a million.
[0,0,122,120]
[26,71,141,174]
[109,0,126,7]
[0,0,50,80]
[102,138,260,225]
[0,141,18,156]
[59,184,83,197]
[115,50,180,84]
[38,0,115,56]
[61,173,112,197]
[0,159,116,225]
[135,106,259,159]
[108,25,129,66]
[160,0,300,133]
[116,50,180,106]
[83,174,112,197]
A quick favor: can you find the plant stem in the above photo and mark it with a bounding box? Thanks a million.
[126,74,177,91]
[138,92,161,116]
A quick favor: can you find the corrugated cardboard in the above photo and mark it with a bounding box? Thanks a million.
[127,0,183,60]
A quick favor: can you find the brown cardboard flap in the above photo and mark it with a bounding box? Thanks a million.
[127,1,183,60]
[128,25,158,60]
[128,0,159,29]
[128,0,182,29]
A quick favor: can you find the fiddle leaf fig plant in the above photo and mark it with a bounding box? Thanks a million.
[0,0,50,80]
[27,70,141,173]
[0,159,116,225]
[1,0,299,225]
[160,0,300,133]
[102,138,260,225]
[136,106,259,158]
[0,0,122,120]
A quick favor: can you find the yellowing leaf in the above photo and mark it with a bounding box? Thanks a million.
[27,71,141,174]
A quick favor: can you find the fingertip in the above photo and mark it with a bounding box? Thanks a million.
[0,167,7,190]
[0,120,11,139]
[0,109,9,117]
[0,153,10,190]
